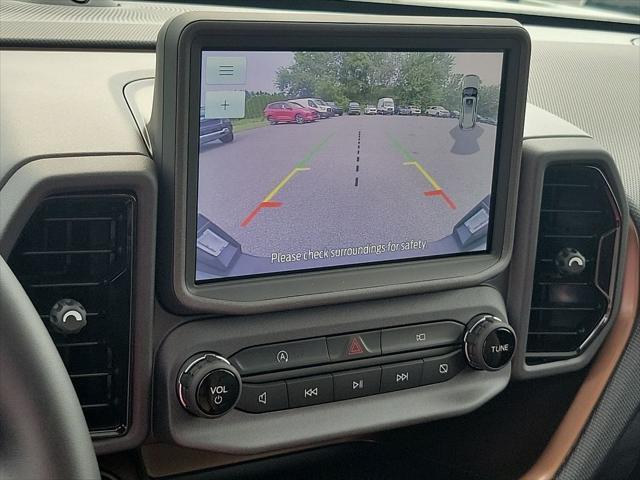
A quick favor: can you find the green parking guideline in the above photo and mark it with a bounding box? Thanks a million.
[387,132,415,162]
[296,132,335,168]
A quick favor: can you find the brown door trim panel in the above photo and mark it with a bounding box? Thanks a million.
[522,224,639,480]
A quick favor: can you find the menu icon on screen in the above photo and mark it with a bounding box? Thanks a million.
[206,56,247,85]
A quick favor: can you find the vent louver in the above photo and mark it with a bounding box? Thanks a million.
[8,194,135,436]
[526,166,620,365]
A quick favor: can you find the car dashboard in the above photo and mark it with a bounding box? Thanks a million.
[1,2,639,479]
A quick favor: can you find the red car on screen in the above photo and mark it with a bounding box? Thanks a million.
[264,101,318,124]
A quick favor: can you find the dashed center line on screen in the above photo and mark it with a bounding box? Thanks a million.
[355,130,361,187]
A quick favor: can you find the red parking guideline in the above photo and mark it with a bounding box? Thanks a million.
[240,201,283,227]
[424,189,457,210]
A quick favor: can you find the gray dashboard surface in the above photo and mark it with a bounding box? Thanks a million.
[526,34,640,222]
[0,1,518,47]
[0,50,153,187]
[0,0,192,48]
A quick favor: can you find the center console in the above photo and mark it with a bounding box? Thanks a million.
[155,286,514,452]
[148,10,530,453]
[176,312,514,417]
[143,10,626,456]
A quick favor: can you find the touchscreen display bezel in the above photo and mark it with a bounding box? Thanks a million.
[194,48,505,284]
[152,15,530,313]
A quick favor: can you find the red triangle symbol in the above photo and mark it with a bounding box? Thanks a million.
[347,337,365,356]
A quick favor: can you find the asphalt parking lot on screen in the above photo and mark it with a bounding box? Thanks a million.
[197,114,496,259]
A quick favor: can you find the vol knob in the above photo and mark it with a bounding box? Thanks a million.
[177,353,241,418]
[464,315,516,371]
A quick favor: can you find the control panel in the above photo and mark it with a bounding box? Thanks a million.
[156,287,514,452]
[175,315,515,417]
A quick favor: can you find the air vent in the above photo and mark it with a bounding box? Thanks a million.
[8,194,135,436]
[526,166,620,365]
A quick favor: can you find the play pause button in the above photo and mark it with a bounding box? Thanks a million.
[333,367,381,400]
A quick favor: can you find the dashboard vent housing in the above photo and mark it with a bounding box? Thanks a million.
[8,194,135,436]
[526,166,620,365]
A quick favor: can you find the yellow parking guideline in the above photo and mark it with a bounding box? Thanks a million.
[403,161,441,191]
[388,133,441,191]
[263,167,311,202]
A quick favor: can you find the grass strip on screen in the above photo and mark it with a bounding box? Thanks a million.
[231,117,269,132]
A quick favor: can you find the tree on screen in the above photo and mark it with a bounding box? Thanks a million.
[477,84,500,120]
[276,51,456,108]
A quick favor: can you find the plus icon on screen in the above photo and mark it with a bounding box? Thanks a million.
[205,90,245,119]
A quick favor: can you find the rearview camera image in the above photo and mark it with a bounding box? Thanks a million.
[196,50,503,282]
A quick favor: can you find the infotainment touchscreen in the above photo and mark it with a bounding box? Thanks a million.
[195,50,504,282]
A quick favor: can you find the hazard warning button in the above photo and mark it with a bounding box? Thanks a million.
[327,331,381,362]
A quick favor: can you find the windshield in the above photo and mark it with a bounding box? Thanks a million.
[346,0,639,23]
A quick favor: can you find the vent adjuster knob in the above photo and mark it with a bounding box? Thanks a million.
[49,298,87,335]
[555,247,587,276]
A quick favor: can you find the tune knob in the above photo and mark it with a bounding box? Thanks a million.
[177,353,241,418]
[463,315,516,371]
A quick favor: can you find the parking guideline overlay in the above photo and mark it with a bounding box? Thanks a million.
[241,132,335,227]
[295,133,334,169]
[263,167,311,203]
[388,133,457,210]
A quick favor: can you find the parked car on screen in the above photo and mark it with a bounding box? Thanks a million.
[398,105,411,115]
[460,74,480,129]
[326,101,344,116]
[289,101,320,119]
[200,107,234,145]
[263,101,317,124]
[425,106,450,117]
[290,98,332,118]
[364,105,377,115]
[408,105,421,115]
[450,110,460,118]
[314,98,334,116]
[377,97,395,115]
[348,101,362,115]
